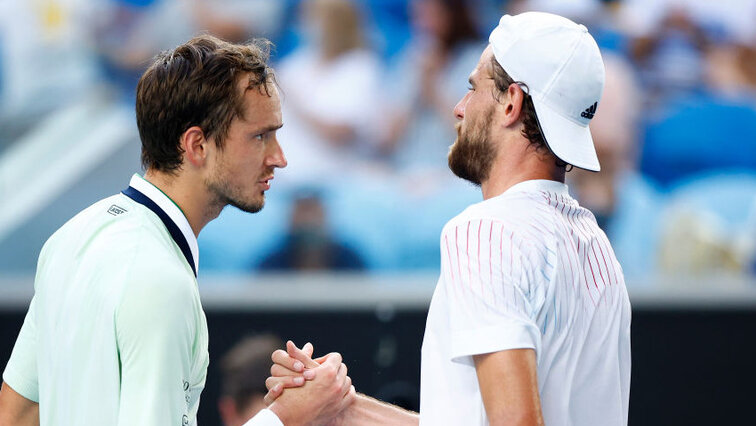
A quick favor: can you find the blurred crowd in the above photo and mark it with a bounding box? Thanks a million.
[1,0,756,283]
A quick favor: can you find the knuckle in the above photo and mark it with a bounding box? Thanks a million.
[271,349,285,362]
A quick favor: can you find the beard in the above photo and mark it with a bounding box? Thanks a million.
[447,107,497,186]
[206,161,269,214]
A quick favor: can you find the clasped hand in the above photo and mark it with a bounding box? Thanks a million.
[264,341,355,426]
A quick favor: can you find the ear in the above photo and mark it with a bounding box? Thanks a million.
[180,126,209,168]
[499,83,525,128]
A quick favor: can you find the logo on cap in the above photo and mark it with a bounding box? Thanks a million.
[581,102,597,119]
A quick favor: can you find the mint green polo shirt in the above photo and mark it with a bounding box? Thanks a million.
[3,175,209,425]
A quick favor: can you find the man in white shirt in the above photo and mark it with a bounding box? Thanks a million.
[267,12,631,425]
[0,34,354,426]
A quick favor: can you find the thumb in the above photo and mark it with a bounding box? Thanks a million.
[303,342,314,358]
[287,340,319,369]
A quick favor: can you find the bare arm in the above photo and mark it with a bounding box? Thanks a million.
[0,382,39,426]
[332,393,418,426]
[266,342,418,426]
[473,349,544,426]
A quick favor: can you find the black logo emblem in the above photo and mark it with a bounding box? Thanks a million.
[581,102,597,119]
[107,205,127,216]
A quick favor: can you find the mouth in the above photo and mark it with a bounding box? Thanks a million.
[258,175,274,190]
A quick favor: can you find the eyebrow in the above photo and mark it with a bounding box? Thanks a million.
[253,123,284,134]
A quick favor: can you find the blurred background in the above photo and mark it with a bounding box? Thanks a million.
[0,0,755,424]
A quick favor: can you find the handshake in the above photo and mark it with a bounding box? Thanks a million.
[263,341,356,426]
[259,341,418,426]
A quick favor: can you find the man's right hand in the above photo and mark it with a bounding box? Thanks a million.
[266,342,355,426]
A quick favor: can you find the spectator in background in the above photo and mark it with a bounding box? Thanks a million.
[94,0,284,97]
[275,0,383,185]
[259,193,364,271]
[218,335,284,426]
[380,0,483,174]
[0,0,103,144]
[628,8,708,106]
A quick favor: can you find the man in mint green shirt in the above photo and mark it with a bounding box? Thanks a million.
[0,34,355,426]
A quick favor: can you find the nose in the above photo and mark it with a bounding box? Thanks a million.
[266,139,287,169]
[453,93,468,120]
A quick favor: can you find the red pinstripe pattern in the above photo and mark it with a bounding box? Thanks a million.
[572,210,607,292]
[444,234,456,291]
[466,222,472,298]
[489,220,496,307]
[564,200,597,304]
[477,219,482,296]
[455,226,463,301]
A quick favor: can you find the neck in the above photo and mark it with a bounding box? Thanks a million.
[480,148,566,200]
[143,170,221,237]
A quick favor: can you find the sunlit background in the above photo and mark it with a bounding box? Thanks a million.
[1,0,755,424]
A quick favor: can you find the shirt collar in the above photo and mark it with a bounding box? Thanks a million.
[128,174,199,274]
[504,179,569,196]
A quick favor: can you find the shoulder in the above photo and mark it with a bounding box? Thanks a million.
[115,247,199,334]
[442,192,544,235]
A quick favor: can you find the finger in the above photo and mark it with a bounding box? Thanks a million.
[263,383,282,406]
[287,340,320,369]
[314,354,329,365]
[336,362,348,383]
[317,352,343,371]
[265,375,305,391]
[303,342,314,358]
[340,374,352,397]
[337,384,357,414]
[270,363,304,378]
[272,348,304,373]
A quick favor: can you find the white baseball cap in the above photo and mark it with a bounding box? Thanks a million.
[489,12,605,171]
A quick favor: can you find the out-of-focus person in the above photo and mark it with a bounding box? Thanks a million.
[94,0,285,97]
[258,193,365,271]
[218,335,284,426]
[275,0,383,185]
[0,0,103,145]
[380,0,483,173]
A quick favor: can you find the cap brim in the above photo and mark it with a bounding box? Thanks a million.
[532,100,601,172]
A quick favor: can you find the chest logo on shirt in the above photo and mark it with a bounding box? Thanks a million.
[107,205,128,216]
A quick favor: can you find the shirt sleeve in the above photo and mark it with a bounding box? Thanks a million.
[2,295,39,402]
[242,408,284,426]
[114,267,198,426]
[441,218,544,364]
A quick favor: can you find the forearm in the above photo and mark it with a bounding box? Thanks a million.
[337,393,419,426]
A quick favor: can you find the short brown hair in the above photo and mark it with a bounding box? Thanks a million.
[136,34,275,173]
[220,334,283,412]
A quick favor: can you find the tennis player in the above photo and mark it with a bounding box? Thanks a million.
[0,35,354,426]
[266,12,631,426]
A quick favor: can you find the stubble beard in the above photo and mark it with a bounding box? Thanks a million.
[447,107,497,186]
[206,161,266,215]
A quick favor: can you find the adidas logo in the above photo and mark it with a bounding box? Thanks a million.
[581,102,597,119]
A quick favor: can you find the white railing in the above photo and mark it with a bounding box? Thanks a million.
[1,272,755,311]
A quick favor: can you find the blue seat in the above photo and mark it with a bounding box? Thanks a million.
[640,93,756,187]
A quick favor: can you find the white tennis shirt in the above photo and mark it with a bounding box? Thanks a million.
[420,179,631,425]
[3,175,282,426]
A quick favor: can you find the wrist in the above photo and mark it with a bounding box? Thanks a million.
[268,401,298,426]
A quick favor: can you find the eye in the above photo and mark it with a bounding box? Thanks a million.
[253,133,265,141]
